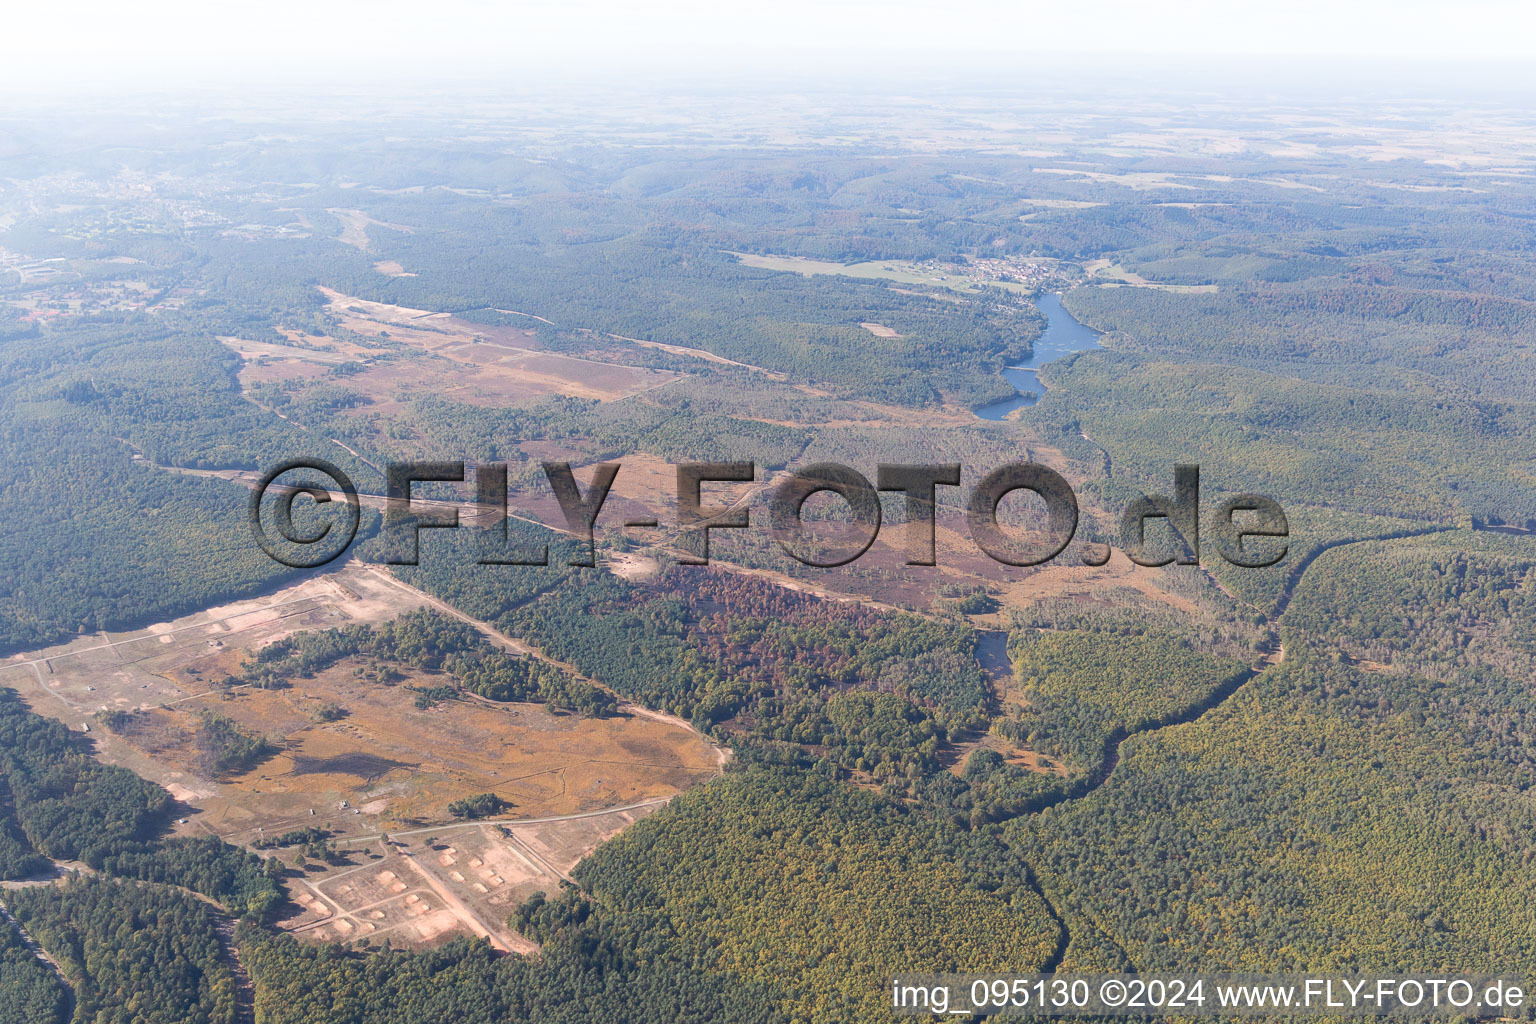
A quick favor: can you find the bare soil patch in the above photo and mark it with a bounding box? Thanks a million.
[313,286,679,403]
[0,564,719,849]
[277,801,664,951]
[327,209,415,252]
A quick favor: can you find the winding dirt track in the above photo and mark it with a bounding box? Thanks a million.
[2,869,253,1024]
[358,562,733,768]
[0,898,76,1019]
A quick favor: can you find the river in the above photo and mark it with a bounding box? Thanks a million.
[973,629,1012,680]
[975,291,1103,420]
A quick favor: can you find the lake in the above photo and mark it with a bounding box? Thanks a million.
[974,291,1103,420]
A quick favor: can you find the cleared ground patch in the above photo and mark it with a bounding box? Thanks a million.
[1018,198,1105,210]
[620,334,784,377]
[314,286,680,403]
[729,251,1001,294]
[328,209,414,251]
[1081,258,1218,294]
[277,802,662,951]
[0,564,721,850]
[194,660,716,842]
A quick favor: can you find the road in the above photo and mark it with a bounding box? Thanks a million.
[0,897,75,1020]
[328,795,674,847]
[394,846,533,954]
[359,563,733,766]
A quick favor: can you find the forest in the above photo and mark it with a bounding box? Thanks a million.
[1011,533,1536,978]
[0,911,70,1024]
[5,877,238,1024]
[233,607,616,716]
[237,764,1061,1024]
[443,563,997,785]
[0,316,376,655]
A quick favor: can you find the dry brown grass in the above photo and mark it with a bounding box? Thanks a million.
[198,659,717,836]
[311,286,680,403]
[0,564,719,850]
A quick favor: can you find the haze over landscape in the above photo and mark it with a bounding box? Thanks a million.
[0,4,1534,1023]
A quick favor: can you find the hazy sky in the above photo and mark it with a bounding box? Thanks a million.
[5,0,1534,92]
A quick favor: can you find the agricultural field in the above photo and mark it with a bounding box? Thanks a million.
[729,251,1058,295]
[1080,257,1219,293]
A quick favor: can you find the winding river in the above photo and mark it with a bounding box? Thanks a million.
[975,292,1103,420]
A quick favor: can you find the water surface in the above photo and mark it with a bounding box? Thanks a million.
[975,292,1102,420]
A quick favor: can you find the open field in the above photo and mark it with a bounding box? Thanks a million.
[220,334,388,369]
[564,451,686,522]
[327,209,414,251]
[943,730,1070,778]
[1018,198,1105,210]
[729,250,1048,295]
[1081,258,1218,294]
[688,484,1207,625]
[313,286,680,403]
[144,655,716,844]
[729,251,1007,294]
[1032,167,1205,191]
[0,564,721,850]
[222,325,391,389]
[0,566,409,729]
[618,333,785,377]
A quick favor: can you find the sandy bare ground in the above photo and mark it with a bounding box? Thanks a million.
[312,286,680,403]
[327,209,415,251]
[395,845,519,951]
[0,558,721,846]
[280,801,669,951]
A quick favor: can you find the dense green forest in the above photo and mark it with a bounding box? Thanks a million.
[0,317,376,654]
[240,765,1060,1024]
[999,630,1249,772]
[0,687,171,870]
[1032,344,1536,527]
[416,560,997,784]
[573,766,1059,1023]
[0,913,70,1024]
[0,687,284,916]
[1011,533,1536,978]
[936,631,1255,824]
[5,878,238,1024]
[240,922,784,1024]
